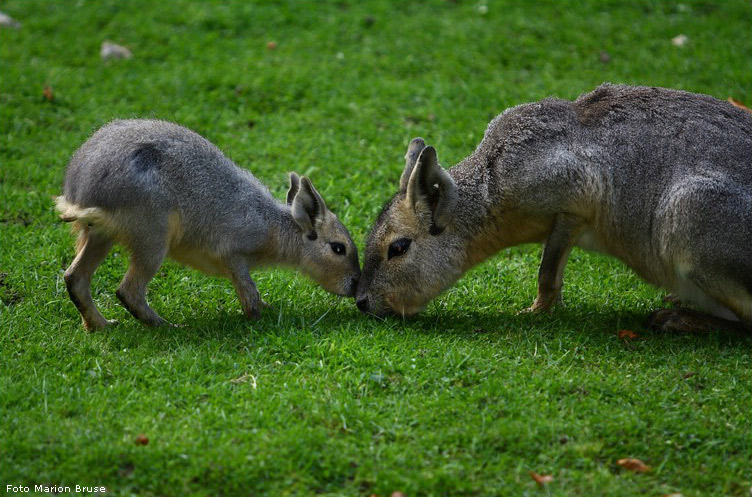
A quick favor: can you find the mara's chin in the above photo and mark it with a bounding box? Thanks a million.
[384,297,428,318]
[321,278,359,298]
[355,293,429,318]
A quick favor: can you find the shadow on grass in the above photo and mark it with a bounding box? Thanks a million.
[366,303,752,350]
[96,299,364,348]
[92,298,751,355]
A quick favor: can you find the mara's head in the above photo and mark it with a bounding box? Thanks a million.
[356,138,466,317]
[288,173,360,297]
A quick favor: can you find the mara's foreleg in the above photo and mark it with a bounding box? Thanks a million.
[528,213,584,312]
[225,257,265,320]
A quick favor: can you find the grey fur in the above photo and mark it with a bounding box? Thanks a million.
[356,84,752,333]
[400,137,427,190]
[57,119,360,330]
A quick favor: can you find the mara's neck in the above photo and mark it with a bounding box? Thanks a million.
[448,157,553,272]
[260,202,305,268]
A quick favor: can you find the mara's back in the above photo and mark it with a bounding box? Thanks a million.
[475,84,752,218]
[481,84,751,180]
[63,119,271,214]
[571,85,752,246]
[573,84,752,182]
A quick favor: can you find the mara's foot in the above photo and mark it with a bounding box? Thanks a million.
[647,308,744,334]
[83,318,119,332]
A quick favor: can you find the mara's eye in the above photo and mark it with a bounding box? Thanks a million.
[387,238,412,260]
[330,242,346,256]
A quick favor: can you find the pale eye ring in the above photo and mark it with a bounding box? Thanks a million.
[330,242,346,256]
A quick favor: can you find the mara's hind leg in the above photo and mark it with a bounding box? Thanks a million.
[649,183,752,334]
[648,273,751,334]
[116,236,169,327]
[647,307,747,334]
[64,226,115,331]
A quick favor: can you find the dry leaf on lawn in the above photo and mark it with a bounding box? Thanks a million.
[617,458,651,472]
[529,471,554,486]
[618,329,640,340]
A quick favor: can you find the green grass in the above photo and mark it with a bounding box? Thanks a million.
[1,1,751,495]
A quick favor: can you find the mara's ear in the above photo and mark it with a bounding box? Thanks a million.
[287,172,300,205]
[399,137,427,192]
[291,176,328,238]
[406,146,458,233]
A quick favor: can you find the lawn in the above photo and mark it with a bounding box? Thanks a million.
[1,1,751,496]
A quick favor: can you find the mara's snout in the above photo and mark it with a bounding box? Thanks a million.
[333,273,360,299]
[354,275,430,318]
[354,293,425,318]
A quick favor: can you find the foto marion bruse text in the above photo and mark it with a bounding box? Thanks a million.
[7,484,106,494]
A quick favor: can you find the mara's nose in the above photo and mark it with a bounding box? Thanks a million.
[356,296,369,313]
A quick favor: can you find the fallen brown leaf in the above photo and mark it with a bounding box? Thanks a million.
[266,41,278,50]
[618,329,640,340]
[617,458,651,473]
[135,434,149,446]
[43,86,54,102]
[728,97,752,113]
[529,471,554,486]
